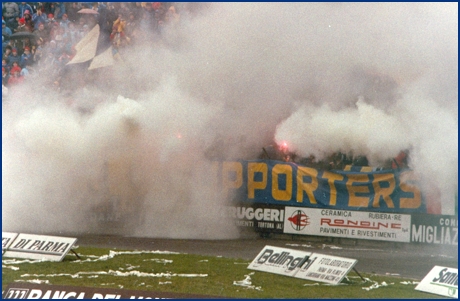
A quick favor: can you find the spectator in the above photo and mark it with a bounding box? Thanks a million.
[44,2,57,16]
[3,2,19,28]
[112,13,127,46]
[18,2,34,19]
[392,150,408,170]
[2,66,10,86]
[32,10,47,30]
[34,22,50,43]
[20,46,33,68]
[7,62,24,85]
[124,12,139,44]
[23,10,34,32]
[7,48,21,67]
[49,22,61,42]
[66,22,79,44]
[3,45,12,62]
[15,18,27,33]
[2,20,13,38]
[75,17,87,40]
[20,64,30,77]
[2,20,13,46]
[2,58,9,72]
[57,49,72,67]
[59,14,70,30]
[2,83,8,98]
[66,2,80,23]
[54,2,66,20]
[32,37,44,64]
[46,14,58,28]
[165,5,180,26]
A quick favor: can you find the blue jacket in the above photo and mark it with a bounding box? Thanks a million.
[20,52,33,68]
[18,3,34,18]
[7,53,21,67]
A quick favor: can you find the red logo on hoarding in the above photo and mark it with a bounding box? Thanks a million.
[288,210,310,231]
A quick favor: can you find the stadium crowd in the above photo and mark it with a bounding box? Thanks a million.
[2,2,203,95]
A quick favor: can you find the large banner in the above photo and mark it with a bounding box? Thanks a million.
[217,160,426,213]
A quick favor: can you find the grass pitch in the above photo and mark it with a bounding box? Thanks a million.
[2,246,442,299]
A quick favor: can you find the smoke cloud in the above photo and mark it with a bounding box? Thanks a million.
[2,3,457,238]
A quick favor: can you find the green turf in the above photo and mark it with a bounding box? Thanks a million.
[2,246,442,299]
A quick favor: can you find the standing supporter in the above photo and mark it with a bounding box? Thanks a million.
[8,62,24,85]
[2,23,12,55]
[7,48,21,67]
[165,5,180,26]
[20,46,33,68]
[66,2,80,23]
[54,2,66,20]
[18,2,34,19]
[2,20,13,37]
[59,14,70,30]
[117,3,131,19]
[392,150,408,170]
[152,2,162,11]
[32,37,44,65]
[15,18,27,33]
[44,3,57,16]
[57,49,72,67]
[47,14,58,28]
[3,2,19,28]
[49,22,61,42]
[32,9,47,30]
[41,41,60,76]
[23,10,34,32]
[75,19,87,42]
[20,64,30,77]
[2,58,9,73]
[131,2,144,19]
[67,22,79,44]
[125,12,139,44]
[3,46,12,62]
[2,66,10,86]
[138,10,155,40]
[34,23,50,43]
[112,14,127,47]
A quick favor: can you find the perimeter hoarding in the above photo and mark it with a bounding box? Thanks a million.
[248,245,357,285]
[247,245,312,278]
[3,233,77,261]
[415,266,458,298]
[411,214,458,245]
[283,206,411,242]
[294,253,357,285]
[226,205,286,232]
[2,232,18,255]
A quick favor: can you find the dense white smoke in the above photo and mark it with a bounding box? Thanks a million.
[2,3,457,238]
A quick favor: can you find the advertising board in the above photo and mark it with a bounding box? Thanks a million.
[294,253,357,285]
[411,214,458,245]
[2,282,222,299]
[3,233,77,262]
[226,205,285,232]
[415,266,458,298]
[283,206,411,242]
[247,245,311,277]
[248,245,357,285]
[2,232,18,255]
